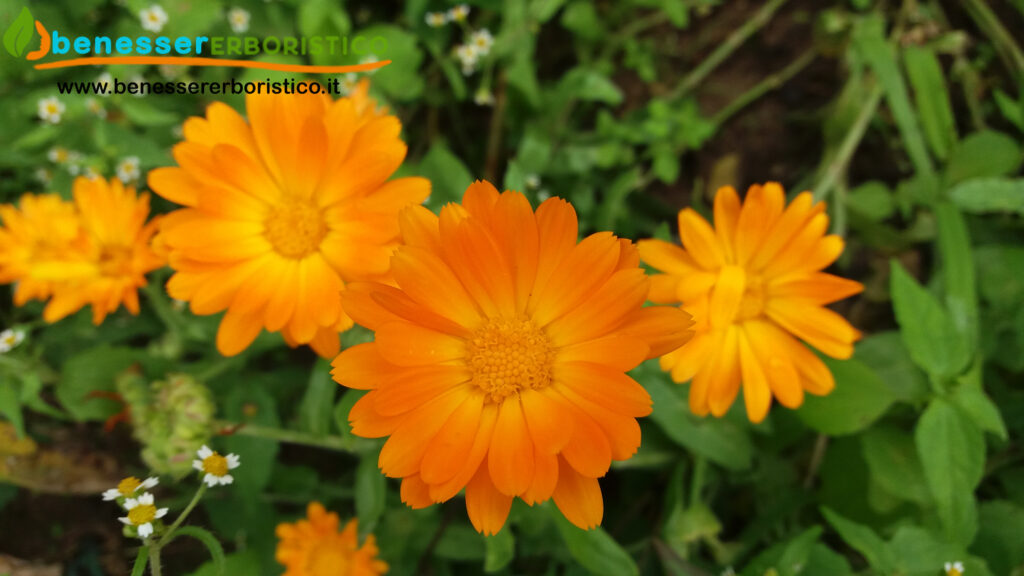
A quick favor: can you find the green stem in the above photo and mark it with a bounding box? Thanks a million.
[149,545,162,576]
[711,49,817,126]
[160,483,208,545]
[812,83,884,201]
[688,456,707,508]
[960,0,1024,78]
[142,281,184,340]
[215,420,376,453]
[671,0,791,99]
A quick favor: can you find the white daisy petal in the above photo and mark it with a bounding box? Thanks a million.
[220,475,234,485]
[141,477,159,489]
[226,454,240,469]
[119,517,131,525]
[102,489,121,501]
[124,498,139,510]
[193,459,204,471]
[137,493,154,506]
[138,523,153,538]
[204,473,218,487]
[198,445,213,459]
[155,507,169,519]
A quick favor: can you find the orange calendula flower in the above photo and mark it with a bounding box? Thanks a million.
[0,177,163,324]
[638,183,864,423]
[331,181,693,534]
[149,84,429,357]
[276,502,388,576]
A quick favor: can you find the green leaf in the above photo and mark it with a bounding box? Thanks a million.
[355,452,386,536]
[185,550,259,576]
[530,0,568,23]
[661,0,690,28]
[508,52,542,107]
[860,425,930,505]
[297,359,336,436]
[945,131,1023,185]
[57,346,145,422]
[639,363,753,470]
[119,99,179,127]
[889,260,970,379]
[0,383,24,438]
[358,25,424,101]
[845,181,895,221]
[948,177,1024,214]
[553,508,639,576]
[903,45,958,161]
[223,384,279,501]
[3,7,34,58]
[417,141,474,209]
[484,526,515,572]
[167,526,225,575]
[853,14,934,176]
[740,526,822,576]
[435,523,486,560]
[853,332,929,404]
[993,88,1024,131]
[915,398,985,545]
[596,168,642,230]
[333,388,363,440]
[950,384,1007,440]
[560,68,623,105]
[935,202,978,344]
[651,142,680,184]
[561,1,604,41]
[820,507,898,572]
[974,501,1024,576]
[796,357,894,435]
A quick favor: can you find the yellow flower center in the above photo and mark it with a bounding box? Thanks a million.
[128,504,157,526]
[467,317,554,403]
[202,453,229,476]
[264,199,327,259]
[46,104,59,114]
[947,570,962,576]
[118,477,142,495]
[736,276,766,322]
[306,541,349,576]
[99,246,134,277]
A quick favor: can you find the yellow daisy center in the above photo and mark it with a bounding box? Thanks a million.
[306,541,349,576]
[467,317,554,403]
[202,453,229,476]
[736,276,766,321]
[99,246,134,277]
[128,504,157,526]
[118,477,142,495]
[264,199,327,259]
[46,104,59,114]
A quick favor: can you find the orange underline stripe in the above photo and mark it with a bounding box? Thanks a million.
[33,56,391,73]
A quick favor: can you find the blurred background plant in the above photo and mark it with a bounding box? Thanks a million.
[1,0,1023,574]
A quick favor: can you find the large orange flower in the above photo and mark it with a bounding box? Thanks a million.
[149,86,428,357]
[0,177,163,324]
[638,183,863,423]
[276,502,388,576]
[331,181,693,534]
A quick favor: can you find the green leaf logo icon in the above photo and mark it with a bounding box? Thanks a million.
[3,7,35,58]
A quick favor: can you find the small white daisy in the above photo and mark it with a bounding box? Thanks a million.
[158,64,183,79]
[66,162,82,176]
[171,124,185,139]
[85,97,107,119]
[47,146,69,164]
[116,156,140,183]
[227,7,250,33]
[102,476,159,502]
[360,54,380,74]
[455,44,478,75]
[525,174,541,189]
[84,166,101,180]
[339,72,359,95]
[945,561,965,576]
[192,445,240,487]
[140,5,168,33]
[0,329,25,353]
[118,492,168,539]
[473,87,494,106]
[34,168,52,186]
[447,4,470,22]
[425,12,447,27]
[469,29,493,55]
[37,97,65,124]
[536,190,551,202]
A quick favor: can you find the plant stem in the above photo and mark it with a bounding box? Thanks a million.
[483,69,507,182]
[214,420,376,453]
[149,546,162,576]
[812,83,884,201]
[688,456,707,508]
[671,0,791,99]
[160,483,208,543]
[803,434,829,489]
[960,0,1024,78]
[711,48,818,126]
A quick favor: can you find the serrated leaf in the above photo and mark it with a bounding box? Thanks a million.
[948,178,1024,214]
[797,357,894,435]
[854,331,929,403]
[915,398,985,545]
[890,261,970,379]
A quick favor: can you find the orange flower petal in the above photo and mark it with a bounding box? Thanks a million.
[678,208,725,270]
[465,461,512,536]
[488,398,535,496]
[420,392,485,485]
[374,321,466,366]
[554,362,652,417]
[552,456,603,530]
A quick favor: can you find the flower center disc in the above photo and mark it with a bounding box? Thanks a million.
[118,477,141,495]
[467,318,554,403]
[307,541,349,576]
[264,199,326,259]
[202,453,229,477]
[736,277,766,321]
[128,504,157,525]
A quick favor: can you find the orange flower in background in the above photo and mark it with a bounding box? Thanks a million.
[332,181,693,534]
[276,502,388,576]
[149,84,429,357]
[0,177,163,324]
[638,183,863,423]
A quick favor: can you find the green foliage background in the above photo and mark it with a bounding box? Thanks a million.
[1,0,1024,574]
